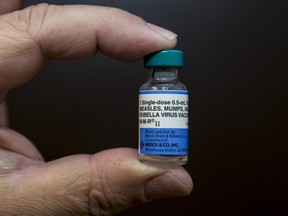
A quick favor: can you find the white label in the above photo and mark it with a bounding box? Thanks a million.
[139,90,189,129]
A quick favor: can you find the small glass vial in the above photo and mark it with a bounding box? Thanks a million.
[138,50,189,165]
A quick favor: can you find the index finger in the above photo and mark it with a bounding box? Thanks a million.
[0,4,177,90]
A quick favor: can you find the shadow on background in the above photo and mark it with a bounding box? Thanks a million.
[7,0,288,215]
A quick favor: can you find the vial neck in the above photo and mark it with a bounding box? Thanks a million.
[148,67,179,82]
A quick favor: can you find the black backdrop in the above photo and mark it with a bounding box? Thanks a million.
[7,0,288,215]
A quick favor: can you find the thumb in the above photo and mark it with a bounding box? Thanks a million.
[2,148,192,216]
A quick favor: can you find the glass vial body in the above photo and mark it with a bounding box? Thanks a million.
[138,50,189,165]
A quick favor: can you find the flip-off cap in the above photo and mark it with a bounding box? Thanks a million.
[144,49,184,68]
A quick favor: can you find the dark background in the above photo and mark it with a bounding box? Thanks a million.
[7,0,288,215]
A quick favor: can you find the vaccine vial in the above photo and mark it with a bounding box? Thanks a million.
[138,50,189,165]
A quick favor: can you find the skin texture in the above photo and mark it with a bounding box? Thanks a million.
[0,1,192,216]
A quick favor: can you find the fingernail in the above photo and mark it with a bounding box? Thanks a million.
[144,170,192,200]
[147,23,178,40]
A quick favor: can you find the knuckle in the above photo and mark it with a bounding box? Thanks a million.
[87,155,119,216]
[0,4,49,59]
[3,3,49,38]
[0,4,50,89]
[13,3,50,35]
[2,3,51,53]
[87,153,139,216]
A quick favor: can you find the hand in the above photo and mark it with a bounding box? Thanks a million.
[0,1,192,216]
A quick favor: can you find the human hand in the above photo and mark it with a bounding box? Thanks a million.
[0,1,192,216]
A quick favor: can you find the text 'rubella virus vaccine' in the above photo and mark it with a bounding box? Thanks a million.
[138,50,189,165]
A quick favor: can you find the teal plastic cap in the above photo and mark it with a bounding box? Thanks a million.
[144,49,184,68]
